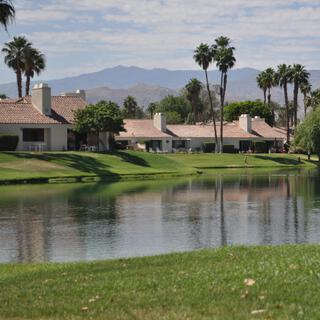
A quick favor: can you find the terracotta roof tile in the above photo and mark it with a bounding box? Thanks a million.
[0,96,87,124]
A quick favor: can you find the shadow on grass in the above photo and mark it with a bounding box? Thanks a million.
[253,155,301,165]
[114,151,150,167]
[6,152,117,177]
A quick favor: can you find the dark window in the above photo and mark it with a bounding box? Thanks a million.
[23,129,44,142]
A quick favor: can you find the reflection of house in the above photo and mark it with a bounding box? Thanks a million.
[116,113,287,152]
[0,84,109,151]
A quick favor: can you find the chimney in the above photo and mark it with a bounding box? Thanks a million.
[60,89,86,101]
[32,83,51,116]
[153,113,166,132]
[239,114,252,133]
[76,89,86,101]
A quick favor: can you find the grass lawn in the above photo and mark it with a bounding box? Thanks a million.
[0,151,316,184]
[1,245,320,319]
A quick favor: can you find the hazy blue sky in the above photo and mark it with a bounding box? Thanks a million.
[0,0,319,83]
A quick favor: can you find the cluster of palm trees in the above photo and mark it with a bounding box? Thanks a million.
[194,36,236,153]
[2,36,46,98]
[257,64,310,143]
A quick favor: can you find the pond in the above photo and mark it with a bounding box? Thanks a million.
[1,169,320,263]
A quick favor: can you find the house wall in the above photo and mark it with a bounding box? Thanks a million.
[0,124,70,151]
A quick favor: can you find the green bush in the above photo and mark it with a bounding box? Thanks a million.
[223,145,236,153]
[202,142,215,153]
[0,134,19,151]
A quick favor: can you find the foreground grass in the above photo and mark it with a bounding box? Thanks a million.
[1,245,320,319]
[0,151,315,183]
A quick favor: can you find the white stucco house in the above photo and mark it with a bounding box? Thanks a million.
[116,113,287,153]
[0,83,110,151]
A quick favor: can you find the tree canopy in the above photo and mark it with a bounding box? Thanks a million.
[224,100,273,125]
[74,100,125,150]
[295,108,320,159]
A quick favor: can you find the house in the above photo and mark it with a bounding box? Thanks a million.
[0,83,109,151]
[116,113,287,153]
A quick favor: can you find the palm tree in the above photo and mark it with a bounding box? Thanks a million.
[256,72,267,104]
[193,43,218,150]
[300,81,311,118]
[275,64,292,144]
[291,64,310,127]
[24,48,46,96]
[2,36,32,98]
[0,0,15,31]
[212,36,236,153]
[260,68,276,121]
[185,78,203,123]
[123,95,138,118]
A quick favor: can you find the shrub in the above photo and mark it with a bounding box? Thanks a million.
[223,145,236,153]
[0,134,19,151]
[202,142,215,153]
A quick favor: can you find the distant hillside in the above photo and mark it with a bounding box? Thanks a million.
[1,65,320,105]
[86,84,178,107]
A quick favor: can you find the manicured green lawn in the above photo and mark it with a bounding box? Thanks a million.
[0,151,316,183]
[1,245,320,319]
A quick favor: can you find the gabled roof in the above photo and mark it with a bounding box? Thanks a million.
[0,96,87,124]
[118,118,286,140]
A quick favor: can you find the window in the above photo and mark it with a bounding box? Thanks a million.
[23,129,44,142]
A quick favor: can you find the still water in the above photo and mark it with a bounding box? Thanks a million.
[1,169,320,263]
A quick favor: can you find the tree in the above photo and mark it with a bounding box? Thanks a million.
[291,64,310,127]
[147,102,158,118]
[0,93,7,99]
[185,78,203,123]
[261,68,276,119]
[24,47,46,96]
[295,108,320,161]
[310,89,320,110]
[193,43,218,150]
[256,72,268,104]
[123,96,138,118]
[300,82,312,118]
[212,36,236,153]
[275,64,292,144]
[224,100,273,125]
[0,0,14,31]
[2,36,32,98]
[74,100,125,151]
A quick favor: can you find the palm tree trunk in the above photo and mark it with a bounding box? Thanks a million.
[16,68,22,98]
[284,82,290,145]
[25,75,31,96]
[303,94,307,118]
[205,70,218,152]
[293,81,299,127]
[263,89,266,105]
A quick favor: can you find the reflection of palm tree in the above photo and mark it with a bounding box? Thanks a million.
[219,175,227,246]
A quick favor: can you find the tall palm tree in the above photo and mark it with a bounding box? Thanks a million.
[256,72,267,104]
[275,64,292,144]
[185,78,202,123]
[212,36,236,153]
[300,81,311,119]
[24,47,46,96]
[0,0,15,31]
[261,68,276,121]
[291,64,310,127]
[193,43,218,149]
[2,36,32,97]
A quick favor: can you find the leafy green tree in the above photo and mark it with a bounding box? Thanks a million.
[224,100,273,125]
[275,64,292,143]
[164,111,183,124]
[2,36,32,97]
[24,47,46,96]
[185,78,203,123]
[155,95,191,123]
[212,36,236,152]
[74,100,125,151]
[0,0,14,31]
[291,64,310,127]
[295,108,320,161]
[193,43,218,149]
[123,96,138,118]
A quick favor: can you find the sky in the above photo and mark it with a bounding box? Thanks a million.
[0,0,319,84]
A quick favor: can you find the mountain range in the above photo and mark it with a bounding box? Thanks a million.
[1,65,320,107]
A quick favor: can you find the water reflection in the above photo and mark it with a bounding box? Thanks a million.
[1,169,320,263]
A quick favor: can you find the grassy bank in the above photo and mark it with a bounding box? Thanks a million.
[0,151,316,184]
[1,245,320,319]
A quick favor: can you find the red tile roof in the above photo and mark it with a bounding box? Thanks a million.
[0,96,87,124]
[118,119,286,140]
